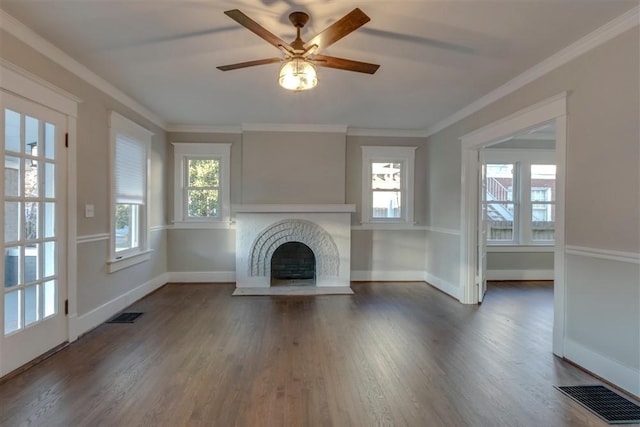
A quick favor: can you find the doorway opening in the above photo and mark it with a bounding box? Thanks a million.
[480,123,556,299]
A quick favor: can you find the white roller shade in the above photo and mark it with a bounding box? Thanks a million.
[115,135,146,204]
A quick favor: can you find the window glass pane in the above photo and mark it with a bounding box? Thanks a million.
[25,244,39,283]
[44,202,55,238]
[487,202,515,241]
[44,163,55,198]
[25,116,39,156]
[115,204,139,252]
[4,290,21,334]
[43,280,57,318]
[485,164,514,202]
[188,189,219,218]
[532,204,555,241]
[531,165,556,202]
[44,241,56,278]
[24,284,41,326]
[25,202,39,240]
[5,247,21,288]
[44,122,56,159]
[25,160,39,198]
[372,191,401,218]
[371,162,401,190]
[5,202,20,243]
[5,109,21,153]
[5,156,21,197]
[188,159,219,187]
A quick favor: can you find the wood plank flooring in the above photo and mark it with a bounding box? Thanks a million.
[0,281,626,426]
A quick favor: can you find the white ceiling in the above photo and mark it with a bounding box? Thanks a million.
[1,0,636,130]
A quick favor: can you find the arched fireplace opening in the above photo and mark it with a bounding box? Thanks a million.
[270,242,316,286]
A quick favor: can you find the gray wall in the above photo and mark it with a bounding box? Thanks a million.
[0,29,169,321]
[425,28,640,393]
[165,131,429,276]
[487,251,553,272]
[242,131,346,204]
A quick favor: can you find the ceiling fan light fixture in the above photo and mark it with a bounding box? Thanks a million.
[278,58,318,91]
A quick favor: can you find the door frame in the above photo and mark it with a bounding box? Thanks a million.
[459,92,567,356]
[1,61,80,353]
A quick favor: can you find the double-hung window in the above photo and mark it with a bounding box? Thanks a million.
[361,146,416,225]
[109,112,152,271]
[482,150,555,245]
[173,143,231,226]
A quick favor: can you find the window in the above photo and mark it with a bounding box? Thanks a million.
[173,143,231,226]
[361,146,416,225]
[109,112,153,271]
[482,150,555,245]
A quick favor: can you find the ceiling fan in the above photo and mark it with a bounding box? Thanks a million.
[217,8,380,91]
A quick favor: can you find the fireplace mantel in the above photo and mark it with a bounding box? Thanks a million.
[233,204,356,214]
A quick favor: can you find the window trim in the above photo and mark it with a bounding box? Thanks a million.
[108,111,153,272]
[361,146,416,225]
[482,149,555,246]
[172,142,231,227]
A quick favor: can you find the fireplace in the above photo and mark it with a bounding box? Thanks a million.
[234,204,354,290]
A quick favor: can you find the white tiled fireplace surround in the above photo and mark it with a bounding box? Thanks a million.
[234,204,355,293]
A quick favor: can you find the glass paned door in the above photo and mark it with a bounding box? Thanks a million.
[1,92,67,376]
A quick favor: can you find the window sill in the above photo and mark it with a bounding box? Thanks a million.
[487,245,554,253]
[170,220,234,230]
[354,222,419,230]
[107,249,152,273]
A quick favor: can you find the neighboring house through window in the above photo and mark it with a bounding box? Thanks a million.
[172,143,231,227]
[361,146,416,225]
[109,111,153,272]
[482,149,556,245]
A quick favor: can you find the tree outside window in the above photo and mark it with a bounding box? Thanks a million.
[187,158,219,218]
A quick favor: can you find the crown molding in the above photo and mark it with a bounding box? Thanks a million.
[166,124,242,134]
[242,123,348,133]
[166,124,428,138]
[425,5,640,138]
[0,9,167,130]
[347,128,428,138]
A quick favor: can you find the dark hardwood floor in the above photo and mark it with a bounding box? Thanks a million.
[0,281,623,426]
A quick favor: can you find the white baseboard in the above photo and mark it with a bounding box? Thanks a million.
[486,269,554,281]
[350,270,426,282]
[565,338,640,397]
[424,272,462,301]
[167,271,236,283]
[70,272,169,339]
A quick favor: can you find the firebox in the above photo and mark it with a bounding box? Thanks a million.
[270,242,315,286]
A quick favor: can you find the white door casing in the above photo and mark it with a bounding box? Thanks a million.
[459,92,567,356]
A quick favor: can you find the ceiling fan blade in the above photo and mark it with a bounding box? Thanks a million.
[313,55,380,74]
[224,9,293,52]
[305,8,371,52]
[217,57,282,71]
